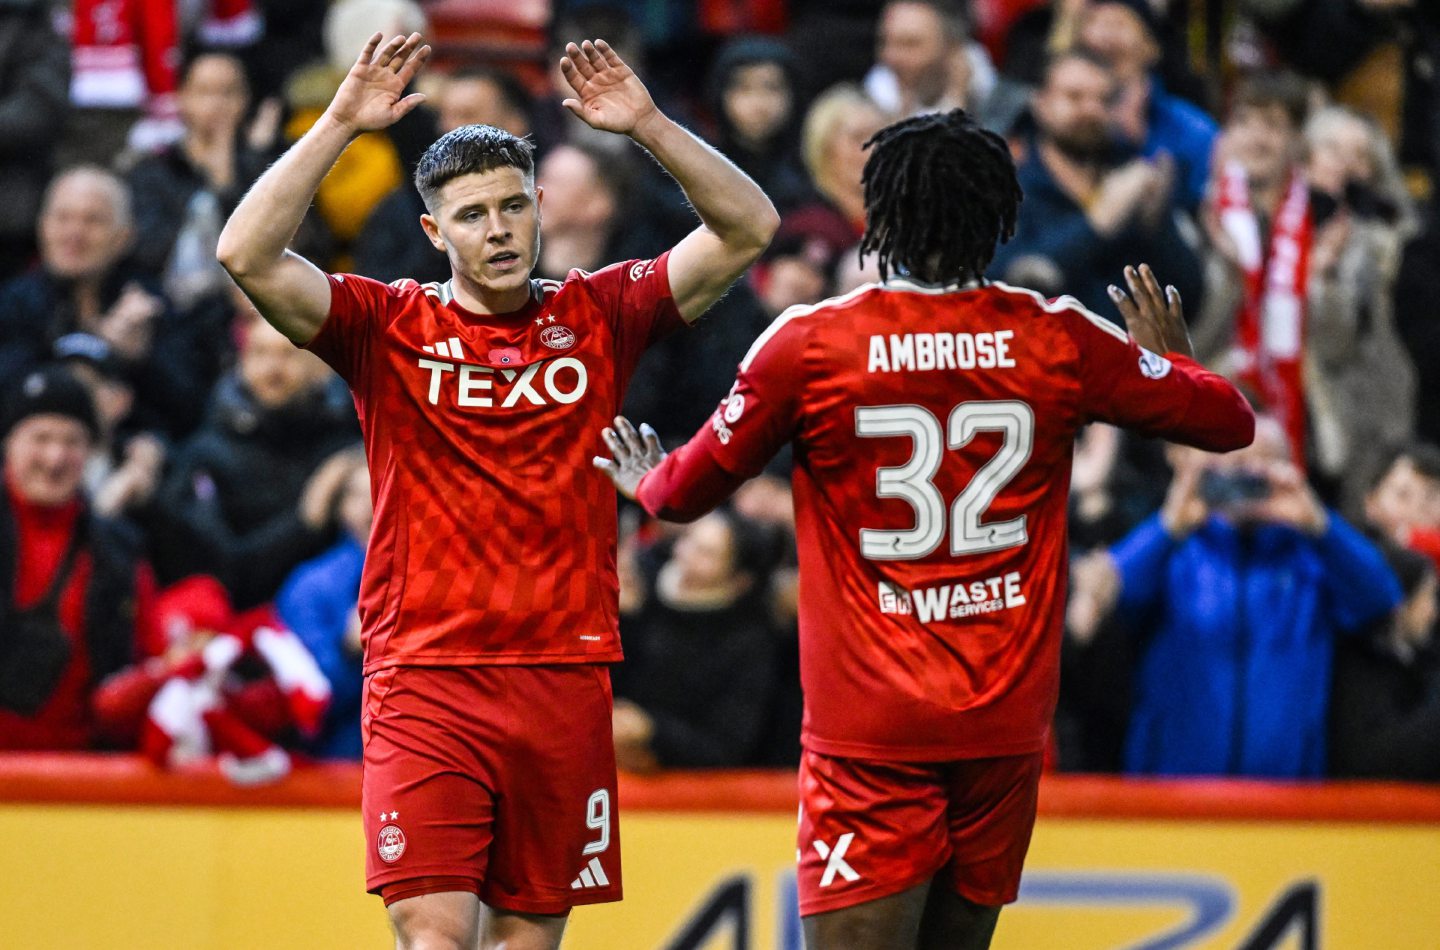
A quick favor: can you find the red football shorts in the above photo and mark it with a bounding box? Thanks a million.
[796,749,1043,916]
[361,664,621,914]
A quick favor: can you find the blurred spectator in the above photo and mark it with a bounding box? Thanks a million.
[126,50,271,308]
[613,508,782,770]
[789,84,889,250]
[0,366,159,750]
[1003,0,1208,108]
[94,575,333,784]
[283,0,429,262]
[989,51,1201,325]
[63,0,182,163]
[0,166,212,437]
[1301,106,1419,504]
[52,332,163,522]
[1195,77,1392,472]
[1365,443,1440,569]
[354,66,538,285]
[864,0,1028,133]
[535,141,659,280]
[0,0,69,280]
[750,231,838,320]
[707,36,814,213]
[1329,541,1440,781]
[1059,423,1167,771]
[152,319,360,608]
[276,449,370,759]
[1074,0,1217,210]
[537,5,696,248]
[1081,417,1400,777]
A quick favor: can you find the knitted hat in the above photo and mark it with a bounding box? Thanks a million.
[0,365,100,442]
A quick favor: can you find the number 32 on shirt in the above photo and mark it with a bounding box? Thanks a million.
[856,400,1034,561]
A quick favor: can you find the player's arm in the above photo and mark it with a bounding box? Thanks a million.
[596,313,807,519]
[216,33,431,344]
[559,40,779,322]
[1078,263,1256,451]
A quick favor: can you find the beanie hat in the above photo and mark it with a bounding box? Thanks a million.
[0,365,100,442]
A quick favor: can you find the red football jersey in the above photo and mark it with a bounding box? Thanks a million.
[639,278,1254,760]
[307,254,683,673]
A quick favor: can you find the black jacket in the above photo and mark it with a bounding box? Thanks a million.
[0,496,139,688]
[615,583,778,768]
[1329,632,1440,781]
[153,373,359,607]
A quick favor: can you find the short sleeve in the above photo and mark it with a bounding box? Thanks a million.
[582,251,686,375]
[305,273,391,385]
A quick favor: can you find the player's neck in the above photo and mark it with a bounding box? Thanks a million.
[449,273,535,316]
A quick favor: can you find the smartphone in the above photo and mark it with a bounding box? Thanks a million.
[1199,469,1272,508]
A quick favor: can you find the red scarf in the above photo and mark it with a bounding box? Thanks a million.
[69,0,178,113]
[1217,162,1312,466]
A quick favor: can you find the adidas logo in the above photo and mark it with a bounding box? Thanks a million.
[570,856,610,890]
[423,337,466,360]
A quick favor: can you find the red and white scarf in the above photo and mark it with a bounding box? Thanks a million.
[1217,161,1312,466]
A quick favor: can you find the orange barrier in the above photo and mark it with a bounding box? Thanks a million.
[3,753,1439,822]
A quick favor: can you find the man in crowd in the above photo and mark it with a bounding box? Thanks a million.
[0,167,210,436]
[216,31,777,950]
[597,109,1252,949]
[989,51,1202,325]
[0,366,159,750]
[1086,417,1399,777]
[1077,0,1217,210]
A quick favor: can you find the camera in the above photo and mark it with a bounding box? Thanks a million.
[1199,468,1272,508]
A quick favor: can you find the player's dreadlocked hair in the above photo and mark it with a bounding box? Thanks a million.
[859,110,1022,285]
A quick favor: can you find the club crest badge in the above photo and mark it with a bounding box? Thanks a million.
[541,325,576,350]
[377,824,406,863]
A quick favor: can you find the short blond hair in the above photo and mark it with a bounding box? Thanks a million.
[802,84,885,201]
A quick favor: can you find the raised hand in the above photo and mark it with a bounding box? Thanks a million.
[559,39,659,136]
[1108,263,1193,359]
[594,416,666,500]
[325,32,431,135]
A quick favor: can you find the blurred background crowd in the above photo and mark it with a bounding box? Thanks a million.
[2,0,1438,784]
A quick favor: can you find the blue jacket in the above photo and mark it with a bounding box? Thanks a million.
[276,537,365,759]
[1113,513,1399,778]
[1140,81,1218,213]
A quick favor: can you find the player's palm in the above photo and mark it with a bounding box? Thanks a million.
[327,32,430,134]
[559,40,657,136]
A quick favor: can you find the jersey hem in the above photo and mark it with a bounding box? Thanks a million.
[362,650,623,676]
[802,733,1045,762]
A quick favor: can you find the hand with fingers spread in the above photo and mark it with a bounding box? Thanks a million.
[325,31,432,135]
[558,39,660,137]
[594,417,666,500]
[1107,263,1193,359]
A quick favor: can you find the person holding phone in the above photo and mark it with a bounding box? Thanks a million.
[1075,414,1402,778]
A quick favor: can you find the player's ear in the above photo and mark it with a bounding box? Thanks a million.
[419,213,446,252]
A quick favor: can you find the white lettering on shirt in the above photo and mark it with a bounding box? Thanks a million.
[867,331,1016,373]
[416,355,589,408]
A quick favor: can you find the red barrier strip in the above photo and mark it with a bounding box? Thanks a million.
[1,755,1438,823]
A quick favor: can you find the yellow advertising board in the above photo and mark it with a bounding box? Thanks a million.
[4,805,1439,948]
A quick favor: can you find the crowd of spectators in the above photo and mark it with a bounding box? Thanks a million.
[2,0,1439,784]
